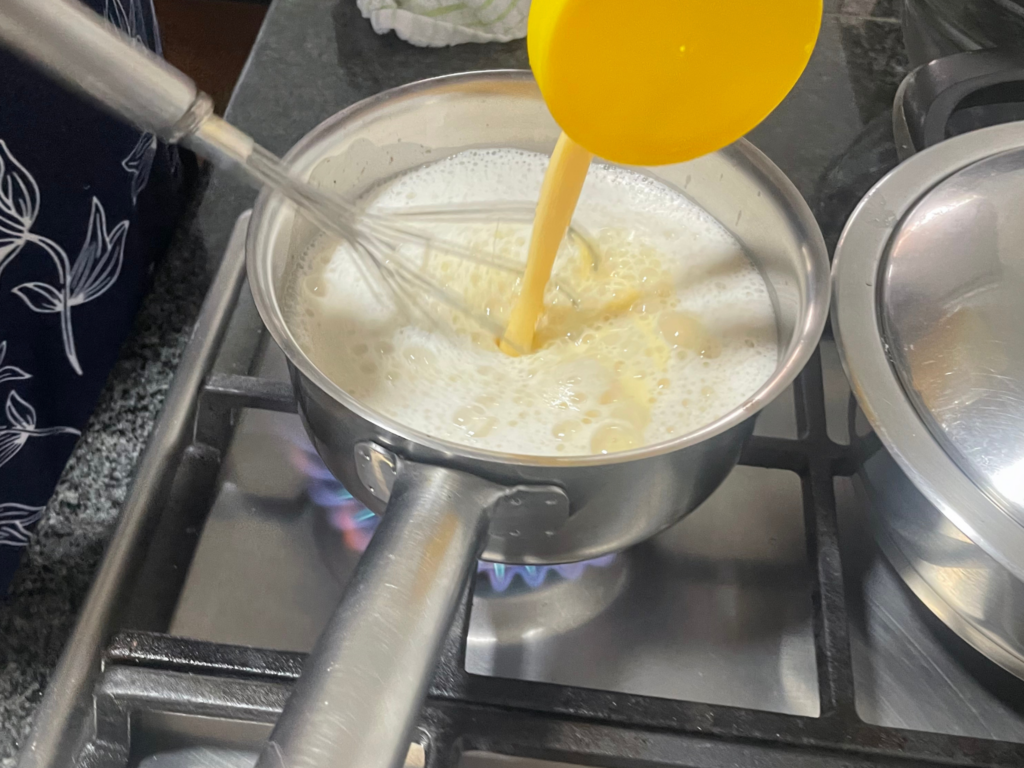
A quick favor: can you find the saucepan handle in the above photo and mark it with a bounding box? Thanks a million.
[253,461,498,768]
[894,49,1024,159]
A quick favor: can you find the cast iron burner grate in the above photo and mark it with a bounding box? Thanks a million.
[23,216,1024,768]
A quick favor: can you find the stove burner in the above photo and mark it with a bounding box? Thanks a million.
[290,437,617,590]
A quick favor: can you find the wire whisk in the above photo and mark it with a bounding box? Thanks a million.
[0,0,597,351]
[242,143,597,349]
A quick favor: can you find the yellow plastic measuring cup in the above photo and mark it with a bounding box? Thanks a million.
[528,0,822,166]
[500,0,822,355]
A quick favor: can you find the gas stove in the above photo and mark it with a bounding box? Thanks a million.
[21,214,1024,768]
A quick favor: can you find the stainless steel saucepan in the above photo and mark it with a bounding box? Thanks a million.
[0,3,829,767]
[245,72,829,768]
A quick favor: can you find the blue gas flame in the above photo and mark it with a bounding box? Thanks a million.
[289,437,616,592]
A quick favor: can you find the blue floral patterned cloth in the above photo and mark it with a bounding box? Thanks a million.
[0,0,186,593]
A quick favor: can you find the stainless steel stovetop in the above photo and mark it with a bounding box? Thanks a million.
[165,226,1024,752]
[24,216,1024,768]
[173,321,1024,741]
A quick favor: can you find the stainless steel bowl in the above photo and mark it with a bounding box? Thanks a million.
[246,71,830,768]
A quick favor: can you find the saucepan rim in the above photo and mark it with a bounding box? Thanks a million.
[247,69,830,469]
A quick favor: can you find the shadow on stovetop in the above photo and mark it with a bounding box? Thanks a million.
[465,464,819,719]
[914,577,1024,716]
[834,475,1024,742]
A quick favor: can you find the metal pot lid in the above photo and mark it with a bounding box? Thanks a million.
[882,146,1024,520]
[834,121,1024,579]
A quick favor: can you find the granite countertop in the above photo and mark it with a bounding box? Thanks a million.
[0,0,907,760]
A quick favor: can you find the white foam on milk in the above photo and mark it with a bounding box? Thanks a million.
[286,149,778,457]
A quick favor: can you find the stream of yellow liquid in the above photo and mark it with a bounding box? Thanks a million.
[488,134,743,450]
[499,132,593,356]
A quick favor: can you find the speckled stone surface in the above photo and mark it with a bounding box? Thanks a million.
[0,0,910,759]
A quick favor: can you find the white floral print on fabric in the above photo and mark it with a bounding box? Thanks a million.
[0,341,30,385]
[123,133,158,204]
[145,0,163,55]
[0,138,39,280]
[0,0,173,573]
[67,197,130,306]
[0,353,60,551]
[106,0,147,45]
[0,503,46,548]
[0,140,131,375]
[107,0,158,204]
[0,390,80,470]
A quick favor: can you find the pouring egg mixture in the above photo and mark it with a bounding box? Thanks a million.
[288,148,778,457]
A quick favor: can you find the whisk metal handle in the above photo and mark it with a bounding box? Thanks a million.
[0,0,207,141]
